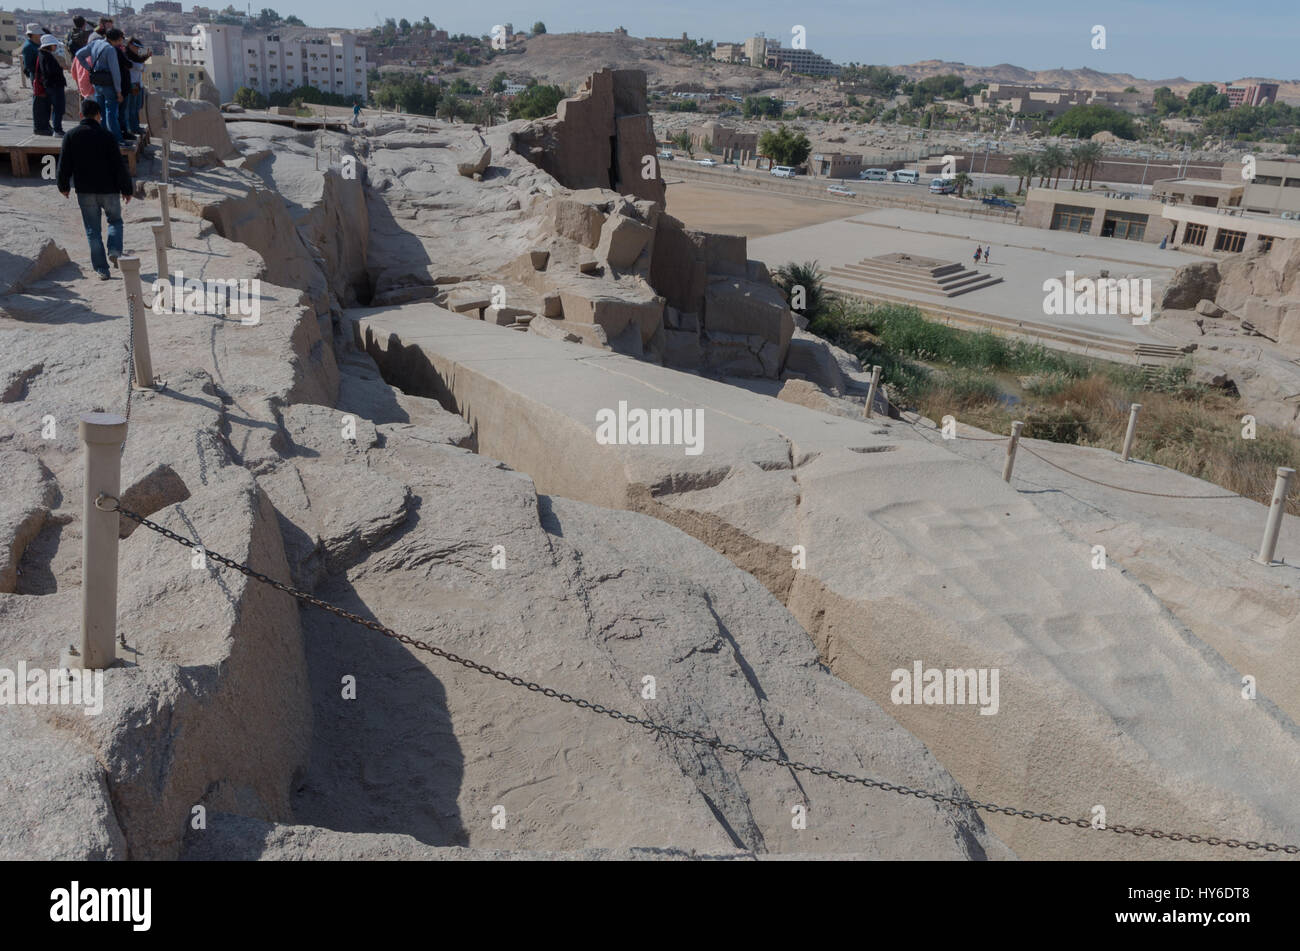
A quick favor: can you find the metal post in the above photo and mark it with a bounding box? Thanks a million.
[863,365,882,419]
[157,182,172,247]
[1255,467,1295,566]
[1002,421,1025,482]
[118,257,154,387]
[76,412,127,670]
[1121,403,1142,462]
[152,224,169,282]
[161,129,171,185]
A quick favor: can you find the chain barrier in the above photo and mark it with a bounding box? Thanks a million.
[899,411,1009,442]
[900,412,1249,499]
[97,493,1300,855]
[1018,443,1242,500]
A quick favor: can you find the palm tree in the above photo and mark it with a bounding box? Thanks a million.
[1071,141,1104,189]
[1069,144,1090,189]
[476,97,502,127]
[1081,142,1105,189]
[1040,145,1068,188]
[773,261,831,322]
[1009,153,1036,195]
[953,171,972,198]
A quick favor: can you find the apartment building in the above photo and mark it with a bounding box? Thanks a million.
[2,13,17,57]
[713,42,743,63]
[144,53,210,96]
[1220,82,1279,107]
[167,24,368,102]
[765,46,840,77]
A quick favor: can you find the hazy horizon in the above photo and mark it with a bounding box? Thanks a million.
[66,1,1292,83]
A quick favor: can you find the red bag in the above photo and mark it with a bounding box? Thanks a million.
[33,69,45,96]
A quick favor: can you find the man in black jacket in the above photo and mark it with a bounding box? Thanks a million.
[57,99,133,281]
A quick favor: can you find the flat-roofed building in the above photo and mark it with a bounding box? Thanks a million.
[1219,82,1278,107]
[713,42,743,63]
[167,25,368,102]
[765,46,840,77]
[1024,165,1300,254]
[144,53,210,96]
[691,121,758,160]
[809,151,863,179]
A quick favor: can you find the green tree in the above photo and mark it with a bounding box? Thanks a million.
[532,21,546,35]
[508,84,565,120]
[488,71,508,93]
[1049,104,1137,140]
[1009,153,1036,195]
[1186,83,1219,111]
[234,85,267,109]
[398,18,411,33]
[284,14,304,26]
[743,95,784,119]
[953,171,971,198]
[1040,144,1068,188]
[758,124,812,166]
[1070,141,1104,188]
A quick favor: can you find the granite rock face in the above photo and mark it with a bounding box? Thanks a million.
[509,69,666,205]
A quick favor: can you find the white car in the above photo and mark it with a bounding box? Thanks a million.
[696,158,718,167]
[770,165,797,178]
[827,184,856,197]
[657,150,675,161]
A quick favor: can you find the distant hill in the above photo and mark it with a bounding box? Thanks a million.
[445,35,1300,105]
[891,60,1300,103]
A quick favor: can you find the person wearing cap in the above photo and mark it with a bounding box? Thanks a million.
[21,24,47,134]
[36,36,68,136]
[57,98,134,281]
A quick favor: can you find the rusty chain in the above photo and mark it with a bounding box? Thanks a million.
[98,493,1300,856]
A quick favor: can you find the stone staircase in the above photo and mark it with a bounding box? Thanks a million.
[826,255,1003,300]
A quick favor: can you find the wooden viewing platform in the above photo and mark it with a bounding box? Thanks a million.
[0,118,148,177]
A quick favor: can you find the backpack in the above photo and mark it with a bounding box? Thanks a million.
[66,28,90,56]
[33,67,45,96]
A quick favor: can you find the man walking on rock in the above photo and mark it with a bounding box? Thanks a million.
[57,99,134,281]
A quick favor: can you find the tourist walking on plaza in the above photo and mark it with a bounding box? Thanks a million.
[57,99,134,281]
[973,245,982,265]
[76,28,127,145]
[35,36,68,137]
[983,246,990,264]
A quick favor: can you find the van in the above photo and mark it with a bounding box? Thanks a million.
[929,177,956,194]
[891,169,920,184]
[860,168,888,181]
[770,166,797,178]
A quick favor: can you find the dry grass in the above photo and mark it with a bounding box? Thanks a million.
[914,367,1300,512]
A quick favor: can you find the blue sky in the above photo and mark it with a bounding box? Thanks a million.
[251,1,1293,81]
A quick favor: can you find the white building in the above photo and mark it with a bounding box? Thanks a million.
[166,25,368,102]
